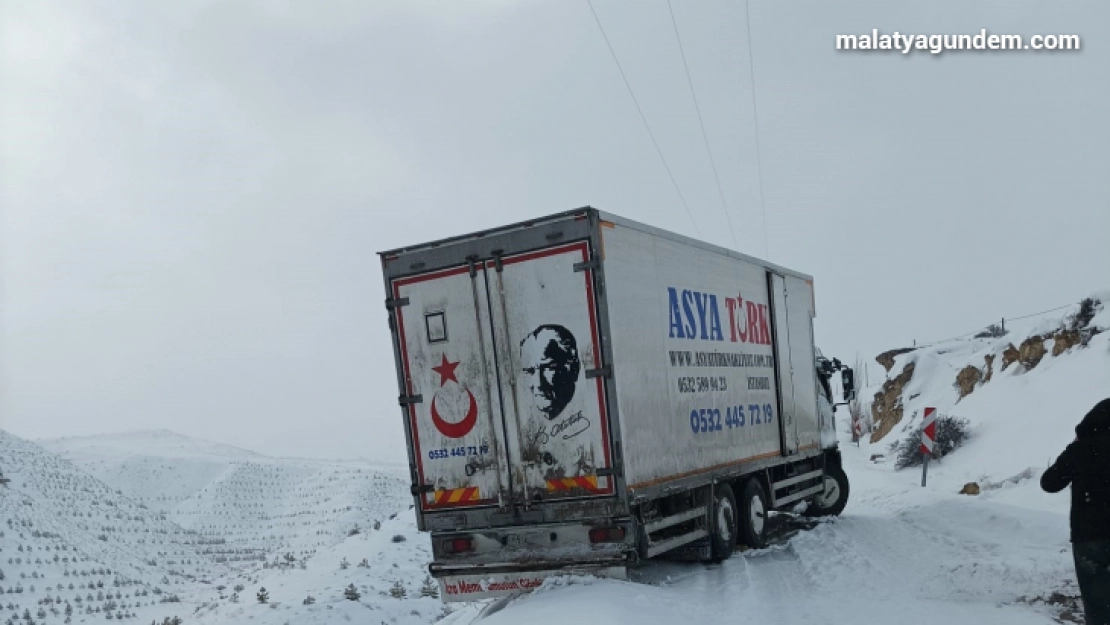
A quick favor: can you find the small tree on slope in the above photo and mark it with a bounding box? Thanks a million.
[895,413,971,470]
[343,584,360,602]
[255,588,268,604]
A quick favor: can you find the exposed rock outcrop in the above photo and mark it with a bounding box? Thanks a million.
[1052,330,1082,356]
[955,365,982,400]
[1018,335,1047,370]
[876,347,917,373]
[870,362,916,443]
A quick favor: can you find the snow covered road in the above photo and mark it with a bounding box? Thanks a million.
[464,443,1078,625]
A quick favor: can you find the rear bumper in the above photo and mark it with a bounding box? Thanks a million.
[434,562,628,602]
[428,519,635,601]
[430,552,631,577]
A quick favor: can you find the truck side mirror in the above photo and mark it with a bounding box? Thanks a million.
[841,368,856,402]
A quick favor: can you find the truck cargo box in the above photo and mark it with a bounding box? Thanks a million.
[380,208,849,600]
[602,221,820,499]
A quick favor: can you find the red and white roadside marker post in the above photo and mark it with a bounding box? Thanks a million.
[852,418,863,447]
[920,407,937,487]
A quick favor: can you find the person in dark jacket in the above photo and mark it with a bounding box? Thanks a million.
[1041,398,1110,625]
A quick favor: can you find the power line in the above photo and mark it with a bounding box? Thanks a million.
[1005,303,1074,323]
[920,302,1079,347]
[586,0,701,236]
[743,0,769,257]
[666,0,737,249]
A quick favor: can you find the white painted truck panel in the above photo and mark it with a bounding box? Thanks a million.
[485,243,615,503]
[785,274,820,452]
[392,241,615,513]
[600,224,786,492]
[770,273,798,454]
[392,266,511,511]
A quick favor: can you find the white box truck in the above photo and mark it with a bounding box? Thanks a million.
[380,208,855,601]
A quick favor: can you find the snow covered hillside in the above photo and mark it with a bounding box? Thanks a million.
[0,431,228,625]
[861,291,1109,498]
[4,431,443,625]
[182,509,446,625]
[43,431,262,463]
[41,431,411,565]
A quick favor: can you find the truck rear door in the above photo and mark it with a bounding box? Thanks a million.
[391,241,615,513]
[392,263,512,511]
[769,272,820,455]
[486,242,615,505]
[769,273,800,455]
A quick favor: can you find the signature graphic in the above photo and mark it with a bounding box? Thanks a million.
[535,411,591,445]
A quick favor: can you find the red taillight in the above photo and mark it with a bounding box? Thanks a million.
[443,537,474,554]
[588,527,626,544]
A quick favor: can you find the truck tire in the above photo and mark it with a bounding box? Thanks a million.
[710,483,738,561]
[737,478,769,549]
[804,465,850,517]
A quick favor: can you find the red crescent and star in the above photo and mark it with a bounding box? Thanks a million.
[430,354,478,439]
[432,354,460,386]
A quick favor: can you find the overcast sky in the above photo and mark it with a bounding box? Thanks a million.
[2,1,1107,462]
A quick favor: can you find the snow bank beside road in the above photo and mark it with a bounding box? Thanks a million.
[469,443,1074,625]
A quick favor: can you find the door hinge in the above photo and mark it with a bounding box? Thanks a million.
[410,483,434,496]
[385,297,409,310]
[585,365,612,379]
[573,258,599,272]
[398,394,423,406]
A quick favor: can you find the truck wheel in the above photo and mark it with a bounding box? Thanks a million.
[709,483,738,561]
[804,465,850,517]
[738,478,769,549]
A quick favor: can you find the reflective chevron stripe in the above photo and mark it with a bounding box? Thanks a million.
[545,475,600,493]
[433,487,479,505]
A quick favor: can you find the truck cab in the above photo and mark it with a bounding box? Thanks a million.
[814,348,856,449]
